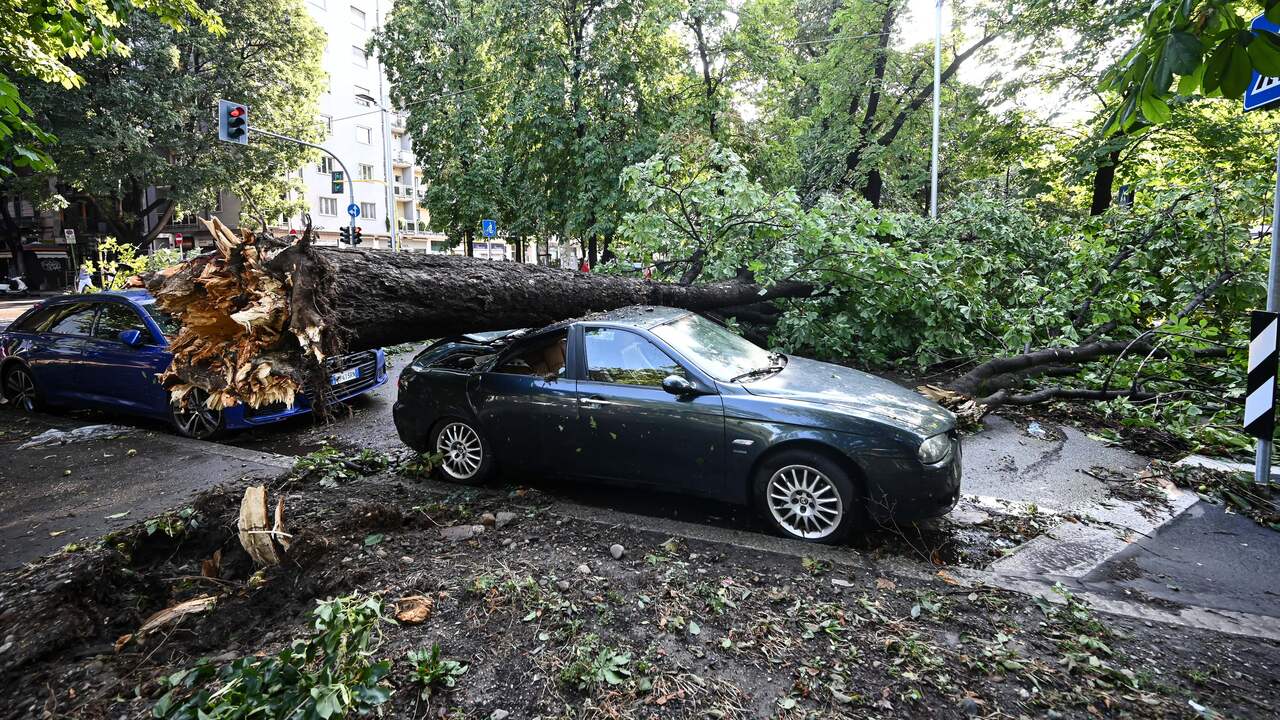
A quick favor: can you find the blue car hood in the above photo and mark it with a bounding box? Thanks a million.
[741,356,954,435]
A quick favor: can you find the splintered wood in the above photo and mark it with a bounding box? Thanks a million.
[237,485,289,567]
[148,217,304,410]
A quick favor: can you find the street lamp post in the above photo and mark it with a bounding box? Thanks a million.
[930,0,942,220]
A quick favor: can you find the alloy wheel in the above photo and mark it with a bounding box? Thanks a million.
[766,464,844,540]
[5,369,37,412]
[436,421,483,481]
[172,389,222,439]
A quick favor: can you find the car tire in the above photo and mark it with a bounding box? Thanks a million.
[3,365,42,412]
[430,417,494,485]
[169,388,225,440]
[753,449,860,544]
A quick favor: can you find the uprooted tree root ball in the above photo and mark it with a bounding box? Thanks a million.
[142,217,815,410]
[143,217,342,410]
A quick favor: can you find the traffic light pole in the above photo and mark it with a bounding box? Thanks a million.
[248,126,357,234]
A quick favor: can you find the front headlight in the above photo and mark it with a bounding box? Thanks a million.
[917,433,951,464]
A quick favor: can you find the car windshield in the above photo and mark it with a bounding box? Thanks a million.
[651,314,780,382]
[140,302,182,338]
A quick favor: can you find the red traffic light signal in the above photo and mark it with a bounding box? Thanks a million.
[217,99,249,144]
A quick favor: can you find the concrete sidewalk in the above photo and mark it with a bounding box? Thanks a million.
[0,410,292,570]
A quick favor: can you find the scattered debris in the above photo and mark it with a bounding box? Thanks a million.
[1153,460,1280,530]
[480,512,497,527]
[201,549,222,579]
[917,384,986,429]
[394,595,434,624]
[17,424,135,450]
[494,511,516,529]
[441,525,484,542]
[131,595,218,642]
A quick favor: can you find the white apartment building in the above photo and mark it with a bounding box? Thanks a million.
[273,0,455,253]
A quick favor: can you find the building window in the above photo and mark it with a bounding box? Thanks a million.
[355,126,372,144]
[319,114,332,135]
[317,156,333,174]
[352,46,367,68]
[360,202,376,219]
[354,85,373,106]
[318,197,338,216]
[359,164,374,180]
[350,5,366,27]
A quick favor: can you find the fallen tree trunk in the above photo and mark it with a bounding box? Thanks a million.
[145,218,814,409]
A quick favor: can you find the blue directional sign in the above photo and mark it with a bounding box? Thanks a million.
[481,219,497,238]
[1245,15,1280,112]
[347,203,360,218]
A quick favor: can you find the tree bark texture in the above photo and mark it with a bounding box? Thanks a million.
[144,218,814,410]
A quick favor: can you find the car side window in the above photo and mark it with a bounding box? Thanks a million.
[584,328,684,386]
[10,305,61,332]
[94,303,150,342]
[47,304,97,336]
[494,331,568,378]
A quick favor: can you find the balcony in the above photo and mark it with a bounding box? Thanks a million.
[392,148,414,165]
[391,111,408,129]
[393,184,416,197]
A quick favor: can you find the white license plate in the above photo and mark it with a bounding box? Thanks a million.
[330,367,361,385]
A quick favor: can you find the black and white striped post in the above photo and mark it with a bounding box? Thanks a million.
[1246,311,1279,454]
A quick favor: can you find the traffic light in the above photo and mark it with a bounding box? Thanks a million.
[352,226,363,246]
[339,226,351,244]
[217,100,249,144]
[331,170,344,195]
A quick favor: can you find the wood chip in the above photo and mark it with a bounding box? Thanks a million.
[135,595,217,638]
[394,595,434,624]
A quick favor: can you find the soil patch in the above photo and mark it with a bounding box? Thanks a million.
[1,474,1277,720]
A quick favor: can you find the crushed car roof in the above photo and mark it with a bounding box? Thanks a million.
[528,305,691,336]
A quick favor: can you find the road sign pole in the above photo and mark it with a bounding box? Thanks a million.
[1255,139,1280,486]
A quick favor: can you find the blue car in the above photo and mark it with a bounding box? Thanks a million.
[0,290,387,439]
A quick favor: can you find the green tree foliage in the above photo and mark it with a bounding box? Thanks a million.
[12,0,324,246]
[0,0,221,177]
[1102,0,1280,133]
[620,139,1264,452]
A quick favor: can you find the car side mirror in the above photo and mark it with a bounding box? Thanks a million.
[117,329,144,347]
[661,374,696,397]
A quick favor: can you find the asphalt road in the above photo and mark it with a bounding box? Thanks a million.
[0,410,288,569]
[1081,500,1280,617]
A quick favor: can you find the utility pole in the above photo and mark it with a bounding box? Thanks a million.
[929,0,942,220]
[375,0,399,252]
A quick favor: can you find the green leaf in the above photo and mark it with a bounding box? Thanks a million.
[1222,45,1254,98]
[1203,37,1235,93]
[1164,31,1203,74]
[1139,94,1172,123]
[1250,31,1280,76]
[688,620,701,635]
[1268,0,1280,24]
[363,533,384,546]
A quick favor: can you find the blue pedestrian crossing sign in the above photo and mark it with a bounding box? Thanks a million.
[481,219,496,238]
[347,203,360,218]
[1245,15,1280,111]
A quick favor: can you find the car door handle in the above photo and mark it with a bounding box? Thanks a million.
[581,395,612,407]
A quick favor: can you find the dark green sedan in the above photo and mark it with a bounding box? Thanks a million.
[393,306,961,543]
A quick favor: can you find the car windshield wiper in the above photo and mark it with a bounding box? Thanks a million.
[728,353,787,383]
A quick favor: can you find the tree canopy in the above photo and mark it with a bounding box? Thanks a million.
[10,0,324,246]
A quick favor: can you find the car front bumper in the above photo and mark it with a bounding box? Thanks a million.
[224,349,388,429]
[863,433,962,524]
